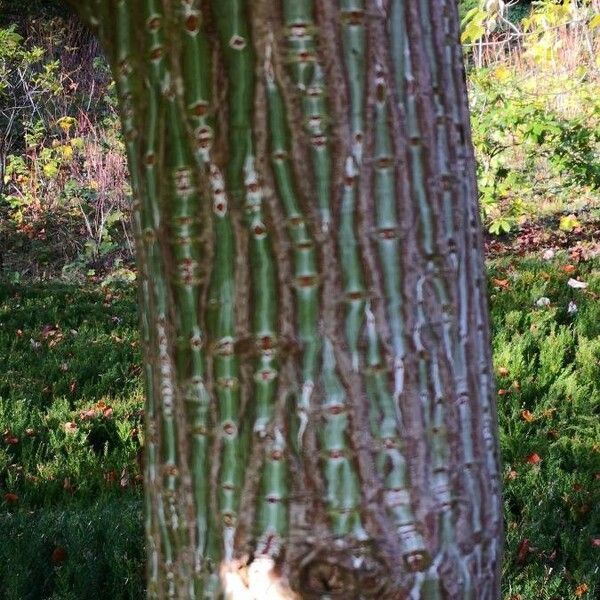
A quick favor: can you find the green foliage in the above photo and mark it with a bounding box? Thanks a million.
[0,498,144,600]
[0,17,128,278]
[0,280,144,597]
[461,0,600,235]
[489,255,600,599]
[470,66,600,234]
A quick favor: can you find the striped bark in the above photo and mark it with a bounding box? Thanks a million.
[65,1,502,598]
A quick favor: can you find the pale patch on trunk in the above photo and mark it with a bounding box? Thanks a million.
[221,558,300,600]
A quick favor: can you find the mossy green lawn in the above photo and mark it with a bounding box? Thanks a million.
[0,255,598,599]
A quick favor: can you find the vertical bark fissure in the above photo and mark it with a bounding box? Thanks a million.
[118,1,197,594]
[210,1,286,585]
[264,47,320,449]
[365,9,430,571]
[281,0,333,229]
[178,3,235,594]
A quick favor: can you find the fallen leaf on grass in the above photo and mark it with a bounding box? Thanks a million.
[520,410,535,423]
[51,547,67,565]
[497,367,509,377]
[3,432,18,445]
[526,453,541,465]
[79,408,96,421]
[492,278,510,289]
[516,538,531,563]
[575,583,589,597]
[498,388,511,396]
[542,249,555,260]
[591,538,600,548]
[568,278,588,289]
[120,469,129,488]
[3,493,18,503]
[64,421,78,433]
[561,264,577,273]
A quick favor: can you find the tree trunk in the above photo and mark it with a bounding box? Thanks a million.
[65,1,502,598]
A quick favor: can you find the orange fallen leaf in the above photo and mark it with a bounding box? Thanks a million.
[561,264,577,274]
[521,410,535,423]
[102,406,114,419]
[497,367,509,377]
[526,452,541,465]
[4,492,18,503]
[507,470,518,480]
[492,278,510,289]
[498,388,510,396]
[575,583,589,597]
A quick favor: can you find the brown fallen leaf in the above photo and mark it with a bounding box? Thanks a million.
[521,410,535,423]
[516,538,531,564]
[51,546,67,565]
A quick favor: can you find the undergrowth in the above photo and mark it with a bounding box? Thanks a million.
[0,255,599,598]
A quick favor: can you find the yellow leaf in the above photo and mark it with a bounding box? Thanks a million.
[60,145,73,159]
[494,66,511,82]
[42,162,59,178]
[589,14,600,30]
[56,116,76,133]
[559,214,580,232]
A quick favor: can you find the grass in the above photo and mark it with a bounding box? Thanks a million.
[0,255,599,599]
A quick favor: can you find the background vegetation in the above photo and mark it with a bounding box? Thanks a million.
[0,1,598,598]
